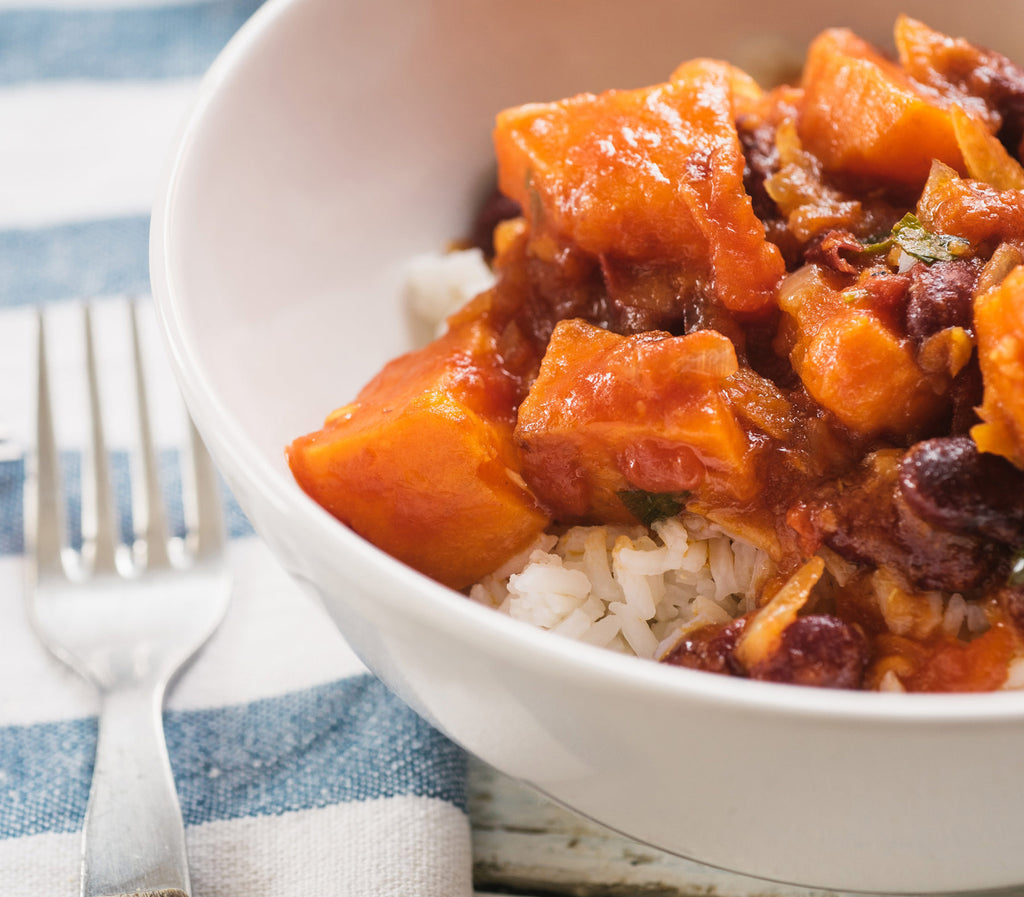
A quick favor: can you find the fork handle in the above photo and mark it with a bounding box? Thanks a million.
[81,682,191,897]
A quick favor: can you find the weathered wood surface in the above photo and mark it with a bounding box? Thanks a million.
[469,758,845,897]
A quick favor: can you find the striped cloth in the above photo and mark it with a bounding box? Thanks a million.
[0,3,473,895]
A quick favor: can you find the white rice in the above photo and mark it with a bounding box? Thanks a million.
[404,247,496,334]
[401,251,782,661]
[469,515,772,660]
[871,568,990,642]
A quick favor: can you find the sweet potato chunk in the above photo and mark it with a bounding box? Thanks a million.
[780,265,944,437]
[895,15,1024,135]
[951,105,1024,190]
[798,311,943,437]
[799,27,965,189]
[493,60,784,313]
[287,315,549,590]
[973,264,1024,467]
[514,320,756,523]
[917,161,1024,247]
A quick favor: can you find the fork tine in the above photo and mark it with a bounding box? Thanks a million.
[185,414,225,561]
[81,304,120,574]
[30,310,65,576]
[128,301,171,569]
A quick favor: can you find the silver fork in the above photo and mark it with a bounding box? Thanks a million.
[24,302,232,897]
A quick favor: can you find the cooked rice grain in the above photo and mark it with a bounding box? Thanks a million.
[469,515,772,660]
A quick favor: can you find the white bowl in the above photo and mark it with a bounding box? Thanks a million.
[151,0,1024,891]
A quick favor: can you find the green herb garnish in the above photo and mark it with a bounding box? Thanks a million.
[861,212,970,264]
[1009,547,1024,588]
[617,489,691,527]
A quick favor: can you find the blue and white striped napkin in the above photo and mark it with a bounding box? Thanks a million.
[0,3,472,895]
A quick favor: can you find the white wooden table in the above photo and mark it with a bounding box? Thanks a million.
[468,759,846,897]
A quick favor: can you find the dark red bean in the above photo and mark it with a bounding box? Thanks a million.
[746,615,868,689]
[738,119,780,224]
[904,259,979,344]
[946,358,984,436]
[951,50,1024,156]
[663,617,747,676]
[898,436,1024,545]
[467,187,521,258]
[893,489,999,592]
[793,451,996,592]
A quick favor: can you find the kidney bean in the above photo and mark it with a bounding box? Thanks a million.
[738,119,780,225]
[793,450,998,592]
[904,259,979,344]
[467,186,521,258]
[894,491,999,591]
[898,436,1024,545]
[665,613,867,689]
[663,617,747,675]
[946,359,984,436]
[961,52,1024,155]
[746,615,868,689]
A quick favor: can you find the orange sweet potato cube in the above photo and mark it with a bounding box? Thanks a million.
[514,320,756,523]
[493,60,784,313]
[780,265,945,438]
[973,264,1024,467]
[796,309,943,438]
[894,15,1005,134]
[798,27,965,189]
[287,316,549,590]
[917,161,1024,247]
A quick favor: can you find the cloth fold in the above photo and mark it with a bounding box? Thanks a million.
[0,2,473,894]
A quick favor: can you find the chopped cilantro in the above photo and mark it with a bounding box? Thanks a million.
[861,213,970,264]
[617,489,690,527]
